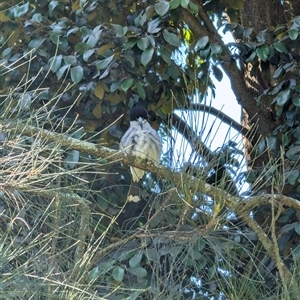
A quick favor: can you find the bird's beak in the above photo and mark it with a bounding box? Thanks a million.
[138,117,143,129]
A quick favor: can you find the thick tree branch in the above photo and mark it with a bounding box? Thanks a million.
[169,112,213,159]
[188,103,248,136]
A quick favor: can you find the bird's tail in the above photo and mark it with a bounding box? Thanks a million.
[130,166,144,182]
[127,180,140,202]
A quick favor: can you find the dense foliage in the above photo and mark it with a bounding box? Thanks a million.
[1,0,300,299]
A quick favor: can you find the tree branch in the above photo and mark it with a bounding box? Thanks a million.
[2,119,296,283]
[169,112,213,159]
[188,103,248,136]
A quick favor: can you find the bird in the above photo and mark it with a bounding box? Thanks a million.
[120,106,162,203]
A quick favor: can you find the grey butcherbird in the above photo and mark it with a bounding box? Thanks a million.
[120,106,162,202]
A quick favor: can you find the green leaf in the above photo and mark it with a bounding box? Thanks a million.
[170,0,181,9]
[208,265,217,280]
[129,252,143,268]
[295,222,300,236]
[243,27,253,38]
[147,18,161,34]
[89,266,100,280]
[118,249,135,261]
[190,248,201,260]
[256,45,269,62]
[83,49,94,62]
[266,136,277,150]
[163,30,181,47]
[155,1,170,16]
[234,25,244,38]
[293,246,300,259]
[286,170,299,185]
[288,29,298,40]
[64,55,77,66]
[276,106,283,117]
[273,65,284,79]
[189,1,198,13]
[256,138,266,155]
[274,89,291,106]
[125,39,137,50]
[197,239,206,251]
[145,248,159,261]
[278,208,296,223]
[159,48,171,65]
[18,93,31,110]
[121,78,134,93]
[286,146,300,160]
[290,16,300,31]
[111,24,127,36]
[181,0,189,8]
[49,1,59,11]
[70,66,83,83]
[80,26,92,37]
[163,245,182,257]
[96,55,114,70]
[211,44,222,55]
[135,81,146,100]
[273,42,288,53]
[31,13,43,23]
[200,47,211,58]
[245,170,257,183]
[58,37,68,51]
[137,37,150,51]
[283,61,296,72]
[196,256,207,270]
[166,66,180,80]
[282,133,289,146]
[212,65,223,82]
[148,35,156,47]
[87,25,102,48]
[268,82,283,95]
[110,81,121,93]
[182,257,194,268]
[141,48,154,66]
[292,95,300,107]
[195,36,209,50]
[112,266,125,282]
[1,48,11,58]
[274,24,287,35]
[28,37,45,49]
[49,1,59,16]
[49,55,62,72]
[75,42,91,53]
[293,126,300,140]
[50,33,60,45]
[56,65,69,80]
[256,31,268,43]
[245,51,256,63]
[122,55,135,69]
[10,2,29,18]
[127,267,147,278]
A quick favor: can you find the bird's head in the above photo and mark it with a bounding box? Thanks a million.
[130,106,148,129]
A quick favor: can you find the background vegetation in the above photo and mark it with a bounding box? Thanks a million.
[1,0,300,299]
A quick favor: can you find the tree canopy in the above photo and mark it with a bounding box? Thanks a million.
[1,0,300,299]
